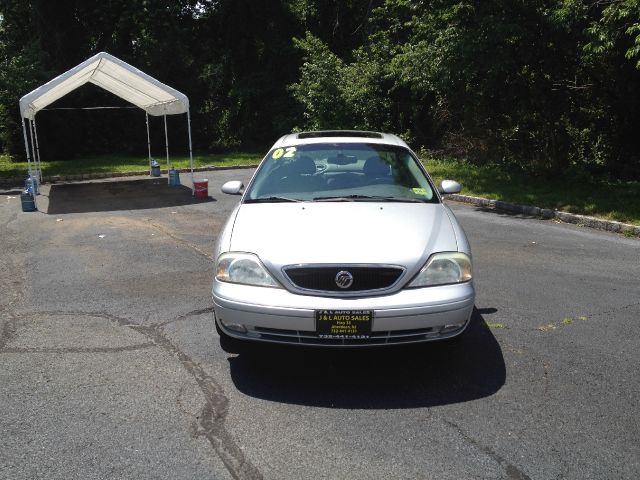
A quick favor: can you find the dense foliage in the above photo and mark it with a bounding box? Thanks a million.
[1,0,639,177]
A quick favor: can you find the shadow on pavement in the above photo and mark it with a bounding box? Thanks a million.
[46,178,215,214]
[228,307,505,409]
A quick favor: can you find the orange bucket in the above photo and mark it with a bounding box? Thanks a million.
[193,179,209,199]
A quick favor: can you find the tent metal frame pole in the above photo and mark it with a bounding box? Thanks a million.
[28,118,36,169]
[163,113,170,184]
[31,118,42,183]
[28,119,37,181]
[187,109,194,193]
[146,112,152,175]
[27,118,39,200]
[21,118,33,179]
[21,117,37,209]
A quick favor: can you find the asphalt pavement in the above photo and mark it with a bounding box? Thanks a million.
[1,170,638,479]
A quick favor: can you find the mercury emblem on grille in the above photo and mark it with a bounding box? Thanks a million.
[335,270,354,289]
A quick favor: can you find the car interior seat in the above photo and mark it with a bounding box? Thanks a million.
[276,155,325,193]
[363,156,392,184]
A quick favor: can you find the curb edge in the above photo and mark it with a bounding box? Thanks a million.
[445,193,640,236]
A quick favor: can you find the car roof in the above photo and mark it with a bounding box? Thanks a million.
[270,131,410,149]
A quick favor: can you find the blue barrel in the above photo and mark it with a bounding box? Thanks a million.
[151,159,161,177]
[168,167,181,186]
[20,189,36,212]
[25,175,39,195]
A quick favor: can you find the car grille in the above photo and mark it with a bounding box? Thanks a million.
[252,326,452,345]
[283,266,404,293]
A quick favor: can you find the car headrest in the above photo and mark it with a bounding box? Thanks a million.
[363,156,390,176]
[289,156,317,175]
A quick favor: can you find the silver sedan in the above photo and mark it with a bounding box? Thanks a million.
[212,131,475,347]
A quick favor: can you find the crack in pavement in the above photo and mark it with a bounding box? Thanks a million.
[157,306,216,327]
[442,419,532,480]
[2,343,156,354]
[5,309,261,480]
[130,322,262,480]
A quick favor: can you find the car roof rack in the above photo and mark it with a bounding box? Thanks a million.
[297,130,383,139]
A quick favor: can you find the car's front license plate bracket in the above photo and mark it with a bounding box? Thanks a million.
[315,310,373,339]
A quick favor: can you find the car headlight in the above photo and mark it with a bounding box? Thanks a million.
[407,252,472,287]
[215,252,281,288]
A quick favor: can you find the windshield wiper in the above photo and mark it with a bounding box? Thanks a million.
[248,196,303,203]
[312,194,426,203]
[313,194,374,201]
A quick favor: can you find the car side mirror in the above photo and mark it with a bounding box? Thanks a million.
[221,180,244,195]
[440,180,461,194]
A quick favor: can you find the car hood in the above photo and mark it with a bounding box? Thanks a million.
[229,202,458,273]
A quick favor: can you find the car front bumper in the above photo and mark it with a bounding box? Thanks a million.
[212,280,475,347]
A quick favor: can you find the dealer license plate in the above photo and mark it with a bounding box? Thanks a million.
[315,310,373,339]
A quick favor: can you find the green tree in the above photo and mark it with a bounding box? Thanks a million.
[195,0,303,150]
[289,32,348,130]
[289,0,640,177]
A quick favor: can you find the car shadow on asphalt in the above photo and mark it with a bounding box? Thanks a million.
[227,307,505,409]
[45,178,215,214]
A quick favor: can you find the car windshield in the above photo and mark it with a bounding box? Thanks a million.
[244,143,438,203]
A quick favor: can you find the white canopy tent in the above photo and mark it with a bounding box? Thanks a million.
[19,51,194,206]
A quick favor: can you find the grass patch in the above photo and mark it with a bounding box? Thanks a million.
[537,315,588,332]
[485,322,506,329]
[422,156,640,226]
[537,323,558,332]
[0,152,262,178]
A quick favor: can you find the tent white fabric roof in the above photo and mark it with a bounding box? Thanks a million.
[19,51,189,119]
